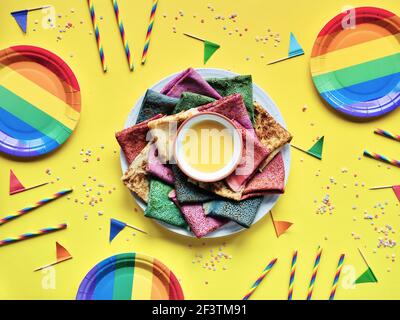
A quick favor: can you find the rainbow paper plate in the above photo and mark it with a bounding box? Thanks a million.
[76,253,184,300]
[0,45,81,157]
[311,7,400,118]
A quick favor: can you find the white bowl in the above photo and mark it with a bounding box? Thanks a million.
[174,112,243,183]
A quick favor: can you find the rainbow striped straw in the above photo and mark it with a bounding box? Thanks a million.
[374,129,400,142]
[141,0,159,64]
[87,0,107,72]
[242,258,277,300]
[306,246,322,300]
[0,224,67,247]
[363,150,400,168]
[329,254,345,300]
[0,189,73,226]
[288,250,297,300]
[112,0,134,71]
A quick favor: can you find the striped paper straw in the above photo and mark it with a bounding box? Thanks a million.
[288,250,297,300]
[141,0,159,64]
[112,0,134,71]
[374,129,400,142]
[87,0,107,72]
[243,258,277,300]
[363,150,400,168]
[0,189,73,226]
[306,246,322,300]
[0,224,67,247]
[329,254,345,300]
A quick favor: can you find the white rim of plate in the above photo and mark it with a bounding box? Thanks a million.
[120,68,291,238]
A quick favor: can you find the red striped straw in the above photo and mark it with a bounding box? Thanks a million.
[141,0,159,64]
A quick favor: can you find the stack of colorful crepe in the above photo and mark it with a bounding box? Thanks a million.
[116,68,292,238]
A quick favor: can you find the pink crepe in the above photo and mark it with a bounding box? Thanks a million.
[199,94,254,133]
[147,144,174,185]
[160,68,222,99]
[225,121,270,192]
[169,190,227,238]
[241,153,285,198]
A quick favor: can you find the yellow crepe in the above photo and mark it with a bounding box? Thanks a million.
[253,103,292,171]
[147,108,198,162]
[122,144,151,202]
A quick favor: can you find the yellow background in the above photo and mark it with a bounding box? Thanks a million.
[0,0,399,300]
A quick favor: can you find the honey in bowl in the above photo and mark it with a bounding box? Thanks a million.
[174,112,243,183]
[182,119,235,173]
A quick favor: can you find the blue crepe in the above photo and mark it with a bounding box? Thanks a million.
[203,197,263,228]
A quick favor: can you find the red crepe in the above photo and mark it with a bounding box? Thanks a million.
[243,153,285,196]
[225,121,270,192]
[116,114,163,165]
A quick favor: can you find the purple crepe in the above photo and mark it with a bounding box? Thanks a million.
[169,190,227,238]
[146,144,174,185]
[160,68,222,99]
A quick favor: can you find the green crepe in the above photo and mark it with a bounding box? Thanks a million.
[207,75,255,124]
[171,165,217,203]
[203,197,263,228]
[137,89,179,123]
[172,92,215,114]
[144,179,188,228]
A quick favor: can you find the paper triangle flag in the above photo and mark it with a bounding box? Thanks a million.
[11,10,28,33]
[273,221,293,237]
[392,186,400,202]
[56,242,72,262]
[355,267,378,284]
[9,169,48,195]
[110,218,127,242]
[9,169,25,195]
[204,40,220,64]
[34,242,72,271]
[307,136,324,160]
[288,32,304,58]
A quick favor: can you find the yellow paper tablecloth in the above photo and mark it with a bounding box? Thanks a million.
[0,0,399,300]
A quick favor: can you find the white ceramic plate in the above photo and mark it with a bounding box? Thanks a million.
[120,68,291,238]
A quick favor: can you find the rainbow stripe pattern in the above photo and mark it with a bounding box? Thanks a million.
[329,254,345,300]
[112,0,134,71]
[307,246,322,300]
[363,150,400,168]
[374,128,400,142]
[0,224,67,247]
[141,0,159,64]
[288,250,297,300]
[243,258,277,300]
[0,45,81,157]
[76,253,184,300]
[88,0,107,72]
[311,7,400,118]
[0,189,72,226]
